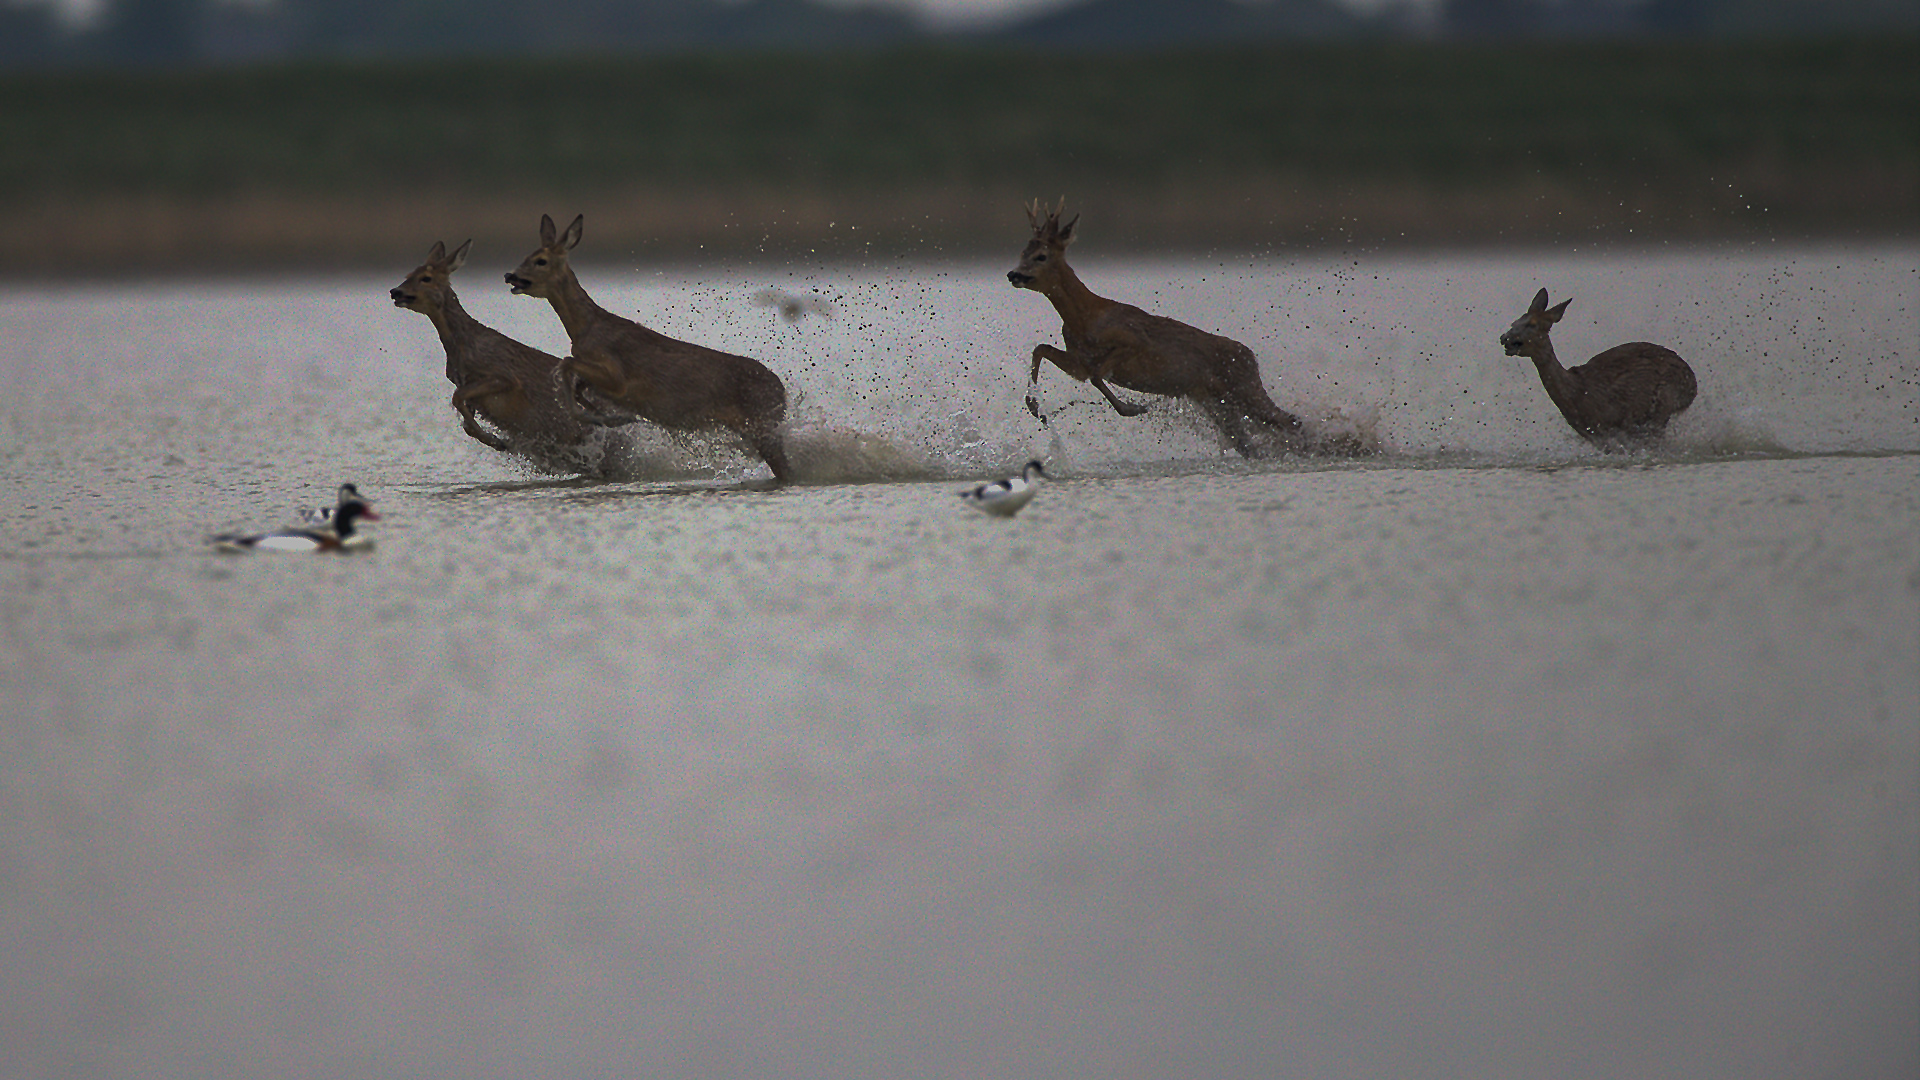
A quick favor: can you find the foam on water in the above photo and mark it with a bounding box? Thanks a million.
[7,243,1909,490]
[520,242,1910,476]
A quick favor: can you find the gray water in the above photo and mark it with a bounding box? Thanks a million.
[1,244,1915,1079]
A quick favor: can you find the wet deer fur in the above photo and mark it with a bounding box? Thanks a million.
[392,240,631,464]
[1500,287,1697,445]
[506,214,793,482]
[1008,199,1320,457]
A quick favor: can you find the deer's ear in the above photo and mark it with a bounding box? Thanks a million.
[1057,214,1078,247]
[539,214,557,246]
[563,215,584,250]
[1546,298,1571,322]
[426,240,447,264]
[447,239,471,273]
[1528,287,1550,313]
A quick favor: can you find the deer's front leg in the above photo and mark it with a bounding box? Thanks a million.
[556,363,638,425]
[1027,343,1077,418]
[1031,343,1147,418]
[1032,343,1088,382]
[558,354,632,408]
[451,382,513,451]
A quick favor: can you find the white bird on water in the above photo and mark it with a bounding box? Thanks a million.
[959,460,1048,518]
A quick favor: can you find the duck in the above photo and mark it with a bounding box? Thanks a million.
[212,484,380,553]
[959,460,1047,518]
[296,482,365,526]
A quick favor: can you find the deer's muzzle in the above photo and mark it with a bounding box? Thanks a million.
[505,273,532,294]
[1008,271,1033,287]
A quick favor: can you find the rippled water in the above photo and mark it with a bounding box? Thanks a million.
[2,245,1915,1079]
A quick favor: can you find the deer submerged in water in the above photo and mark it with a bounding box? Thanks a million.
[1499,287,1698,446]
[1008,198,1361,457]
[391,239,632,473]
[506,213,793,483]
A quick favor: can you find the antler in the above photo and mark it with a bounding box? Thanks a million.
[1025,197,1074,239]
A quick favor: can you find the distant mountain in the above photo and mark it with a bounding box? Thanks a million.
[986,0,1365,48]
[1634,0,1920,35]
[6,0,1918,70]
[9,0,923,68]
[273,0,919,58]
[0,2,62,67]
[1443,0,1920,38]
[692,0,921,49]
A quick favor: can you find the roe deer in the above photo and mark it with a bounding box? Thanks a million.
[1500,288,1697,446]
[506,214,793,482]
[392,240,633,471]
[1008,199,1347,457]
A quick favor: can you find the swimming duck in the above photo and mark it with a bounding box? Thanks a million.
[960,460,1047,518]
[296,482,365,526]
[213,484,380,553]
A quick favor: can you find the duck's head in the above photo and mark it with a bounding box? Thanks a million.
[331,488,380,537]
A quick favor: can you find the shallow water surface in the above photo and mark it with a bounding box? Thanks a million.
[1,245,1915,1079]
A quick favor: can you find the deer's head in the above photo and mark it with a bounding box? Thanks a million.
[1007,198,1078,291]
[1500,287,1571,357]
[391,240,471,314]
[506,213,583,298]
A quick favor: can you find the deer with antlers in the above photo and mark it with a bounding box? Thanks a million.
[505,214,793,482]
[1499,287,1697,446]
[1009,199,1352,457]
[391,239,633,472]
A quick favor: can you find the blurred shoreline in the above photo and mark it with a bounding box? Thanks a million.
[3,40,1913,278]
[6,170,1913,280]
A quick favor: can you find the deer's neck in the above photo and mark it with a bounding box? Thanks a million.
[544,267,607,341]
[1527,337,1585,415]
[429,294,484,375]
[1039,263,1116,335]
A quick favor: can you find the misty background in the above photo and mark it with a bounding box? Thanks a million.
[4,0,1919,68]
[1,0,1915,275]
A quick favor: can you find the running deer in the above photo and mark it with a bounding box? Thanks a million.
[1009,199,1345,457]
[391,239,632,471]
[1499,287,1697,445]
[505,214,793,482]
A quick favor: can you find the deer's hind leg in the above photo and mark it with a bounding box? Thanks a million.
[735,374,792,482]
[1200,385,1308,458]
[1233,378,1308,450]
[748,426,792,482]
[1196,398,1262,457]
